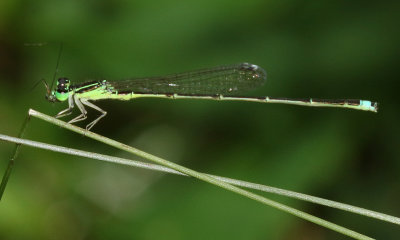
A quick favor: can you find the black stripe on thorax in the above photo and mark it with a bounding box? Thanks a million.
[71,81,103,94]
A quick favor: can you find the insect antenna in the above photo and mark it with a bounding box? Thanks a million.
[49,42,63,92]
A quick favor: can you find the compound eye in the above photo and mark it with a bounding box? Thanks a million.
[57,77,70,92]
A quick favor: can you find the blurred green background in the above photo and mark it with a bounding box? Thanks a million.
[0,0,399,239]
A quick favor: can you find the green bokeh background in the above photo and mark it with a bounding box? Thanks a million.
[1,0,399,239]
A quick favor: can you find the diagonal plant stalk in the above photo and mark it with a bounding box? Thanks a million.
[1,133,399,227]
[0,114,30,198]
[0,109,388,239]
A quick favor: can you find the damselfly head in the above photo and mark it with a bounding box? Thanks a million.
[50,77,71,102]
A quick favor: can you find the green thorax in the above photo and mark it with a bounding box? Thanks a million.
[52,78,118,102]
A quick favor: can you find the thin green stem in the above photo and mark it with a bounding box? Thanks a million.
[0,114,31,200]
[1,133,399,227]
[23,109,373,240]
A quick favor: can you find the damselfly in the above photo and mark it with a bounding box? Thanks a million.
[43,63,378,130]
